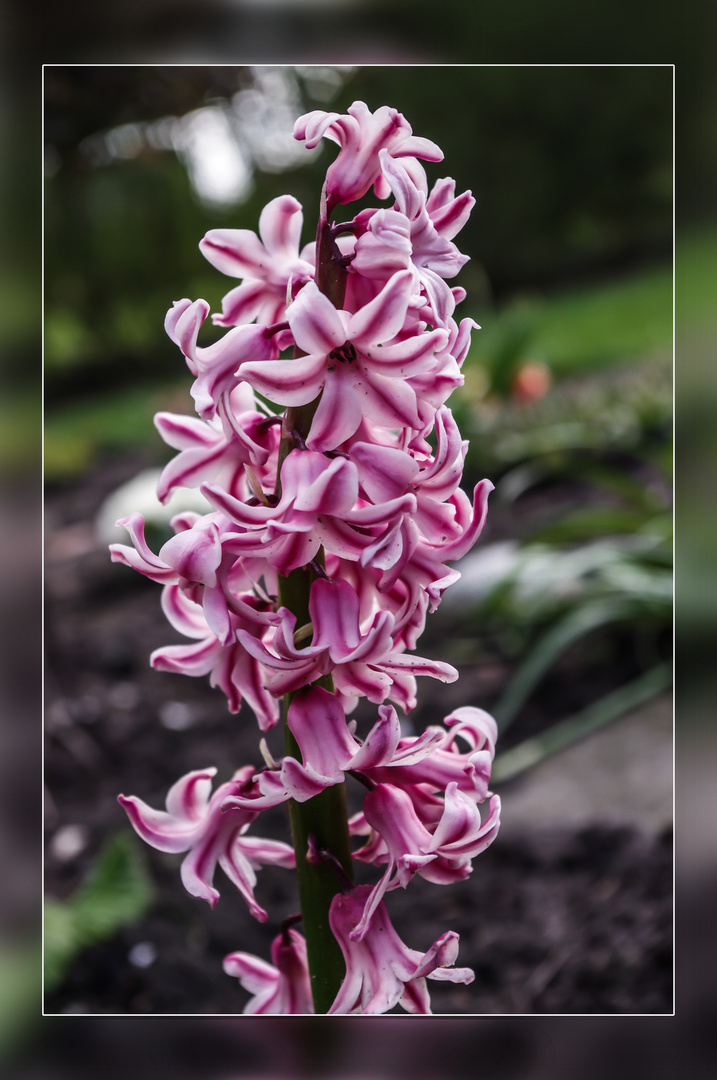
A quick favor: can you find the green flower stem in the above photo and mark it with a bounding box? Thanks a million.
[277,565,355,1015]
[275,199,354,1013]
[284,690,354,1013]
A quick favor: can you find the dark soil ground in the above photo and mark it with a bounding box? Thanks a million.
[44,450,673,1015]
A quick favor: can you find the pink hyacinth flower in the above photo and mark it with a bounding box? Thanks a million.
[153,382,281,504]
[224,927,313,1014]
[200,194,314,344]
[240,270,447,452]
[221,684,445,811]
[164,298,276,420]
[236,577,458,712]
[353,151,473,327]
[150,583,280,730]
[118,767,294,920]
[201,448,416,576]
[362,704,499,811]
[293,100,443,211]
[328,884,474,1014]
[350,782,501,941]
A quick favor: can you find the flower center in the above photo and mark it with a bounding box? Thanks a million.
[329,341,357,365]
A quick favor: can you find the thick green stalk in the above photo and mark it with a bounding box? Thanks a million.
[276,200,354,1013]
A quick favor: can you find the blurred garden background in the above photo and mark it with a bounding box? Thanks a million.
[40,65,679,1017]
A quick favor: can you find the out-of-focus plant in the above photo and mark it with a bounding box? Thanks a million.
[44,833,154,994]
[443,350,672,777]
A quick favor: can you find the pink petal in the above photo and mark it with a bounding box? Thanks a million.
[154,411,219,451]
[159,521,222,587]
[199,228,270,279]
[305,371,363,451]
[156,445,228,504]
[359,367,422,431]
[286,685,358,780]
[217,848,267,922]
[350,442,419,503]
[117,794,200,854]
[258,194,304,256]
[378,150,425,220]
[286,280,346,356]
[165,298,210,370]
[347,270,414,346]
[110,514,175,583]
[439,478,494,562]
[240,352,327,408]
[238,835,295,870]
[309,578,362,652]
[381,653,458,683]
[165,768,217,821]
[291,454,359,514]
[213,280,267,326]
[280,756,333,801]
[347,704,401,770]
[159,583,208,639]
[150,636,220,677]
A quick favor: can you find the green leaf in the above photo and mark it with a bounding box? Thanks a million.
[493,597,648,730]
[492,662,672,783]
[528,507,656,545]
[73,834,154,939]
[44,833,154,992]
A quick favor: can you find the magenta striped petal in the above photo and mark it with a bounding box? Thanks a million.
[159,521,222,587]
[304,371,363,451]
[346,704,401,770]
[240,352,327,407]
[308,579,361,652]
[438,478,493,562]
[165,298,209,371]
[393,134,443,162]
[291,454,358,514]
[213,280,267,326]
[378,150,425,220]
[237,835,295,870]
[425,180,475,240]
[286,685,358,780]
[150,636,220,676]
[156,446,227,504]
[165,768,217,821]
[258,194,304,256]
[159,583,207,639]
[381,653,458,683]
[286,280,346,355]
[117,794,203,853]
[358,367,422,431]
[429,790,501,858]
[347,270,413,346]
[218,847,266,921]
[154,411,219,450]
[200,228,270,279]
[110,514,176,583]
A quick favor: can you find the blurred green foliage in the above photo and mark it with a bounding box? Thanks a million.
[460,344,673,488]
[44,833,154,994]
[445,343,672,768]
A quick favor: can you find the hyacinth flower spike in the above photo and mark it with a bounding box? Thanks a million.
[109,99,500,1013]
